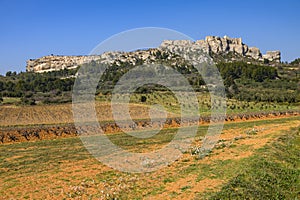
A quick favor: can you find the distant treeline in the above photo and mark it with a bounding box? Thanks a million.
[217,62,278,82]
[217,62,298,103]
[0,69,77,104]
[0,61,299,105]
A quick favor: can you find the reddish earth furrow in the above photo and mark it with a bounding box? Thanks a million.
[0,110,299,144]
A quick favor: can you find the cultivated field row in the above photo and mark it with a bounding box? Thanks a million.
[1,117,299,199]
[0,110,299,144]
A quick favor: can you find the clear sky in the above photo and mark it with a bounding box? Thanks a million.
[1,0,300,74]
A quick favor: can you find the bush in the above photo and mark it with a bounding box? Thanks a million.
[21,97,36,105]
[140,95,147,102]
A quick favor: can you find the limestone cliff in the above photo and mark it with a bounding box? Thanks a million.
[26,55,100,73]
[195,36,280,62]
[26,36,281,73]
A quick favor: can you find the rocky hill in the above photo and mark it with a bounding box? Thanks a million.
[196,36,280,62]
[26,36,281,73]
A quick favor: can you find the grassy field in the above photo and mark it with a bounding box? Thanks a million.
[208,127,300,200]
[100,92,298,115]
[2,97,21,104]
[0,116,299,199]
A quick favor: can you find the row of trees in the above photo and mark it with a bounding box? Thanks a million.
[0,74,75,97]
[0,69,77,104]
[0,61,298,104]
[216,62,299,103]
[290,58,300,65]
[217,62,278,82]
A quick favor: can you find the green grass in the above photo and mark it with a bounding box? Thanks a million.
[206,127,300,200]
[2,97,21,104]
[223,116,299,129]
[0,138,91,179]
[96,91,299,116]
[105,116,300,152]
[181,185,192,191]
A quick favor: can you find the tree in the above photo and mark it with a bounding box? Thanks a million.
[21,97,36,105]
[6,71,12,77]
[0,81,4,91]
[5,81,15,91]
[290,58,300,65]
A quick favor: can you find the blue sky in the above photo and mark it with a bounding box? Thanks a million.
[0,0,300,74]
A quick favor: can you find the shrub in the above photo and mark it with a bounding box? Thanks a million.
[140,95,147,102]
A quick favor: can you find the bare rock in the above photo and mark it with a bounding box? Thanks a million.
[262,51,281,63]
[246,47,262,60]
[26,35,282,73]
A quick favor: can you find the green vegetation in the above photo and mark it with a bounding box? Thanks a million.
[216,62,299,103]
[209,127,300,199]
[290,57,300,65]
[0,60,299,107]
[104,91,298,115]
[217,62,278,82]
[0,68,77,104]
[2,97,21,104]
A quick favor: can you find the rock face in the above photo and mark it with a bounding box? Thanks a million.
[26,55,101,73]
[246,47,262,60]
[195,36,247,55]
[195,36,280,62]
[262,51,281,62]
[26,52,124,73]
[26,36,281,73]
[159,40,212,65]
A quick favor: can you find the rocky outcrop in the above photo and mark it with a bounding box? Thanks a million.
[193,36,279,62]
[202,36,246,54]
[26,49,179,73]
[263,51,281,62]
[26,35,281,73]
[246,47,261,60]
[26,52,128,73]
[159,40,212,65]
[26,55,102,73]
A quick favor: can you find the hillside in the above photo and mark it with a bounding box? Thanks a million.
[1,37,299,200]
[26,36,281,73]
[0,35,299,107]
